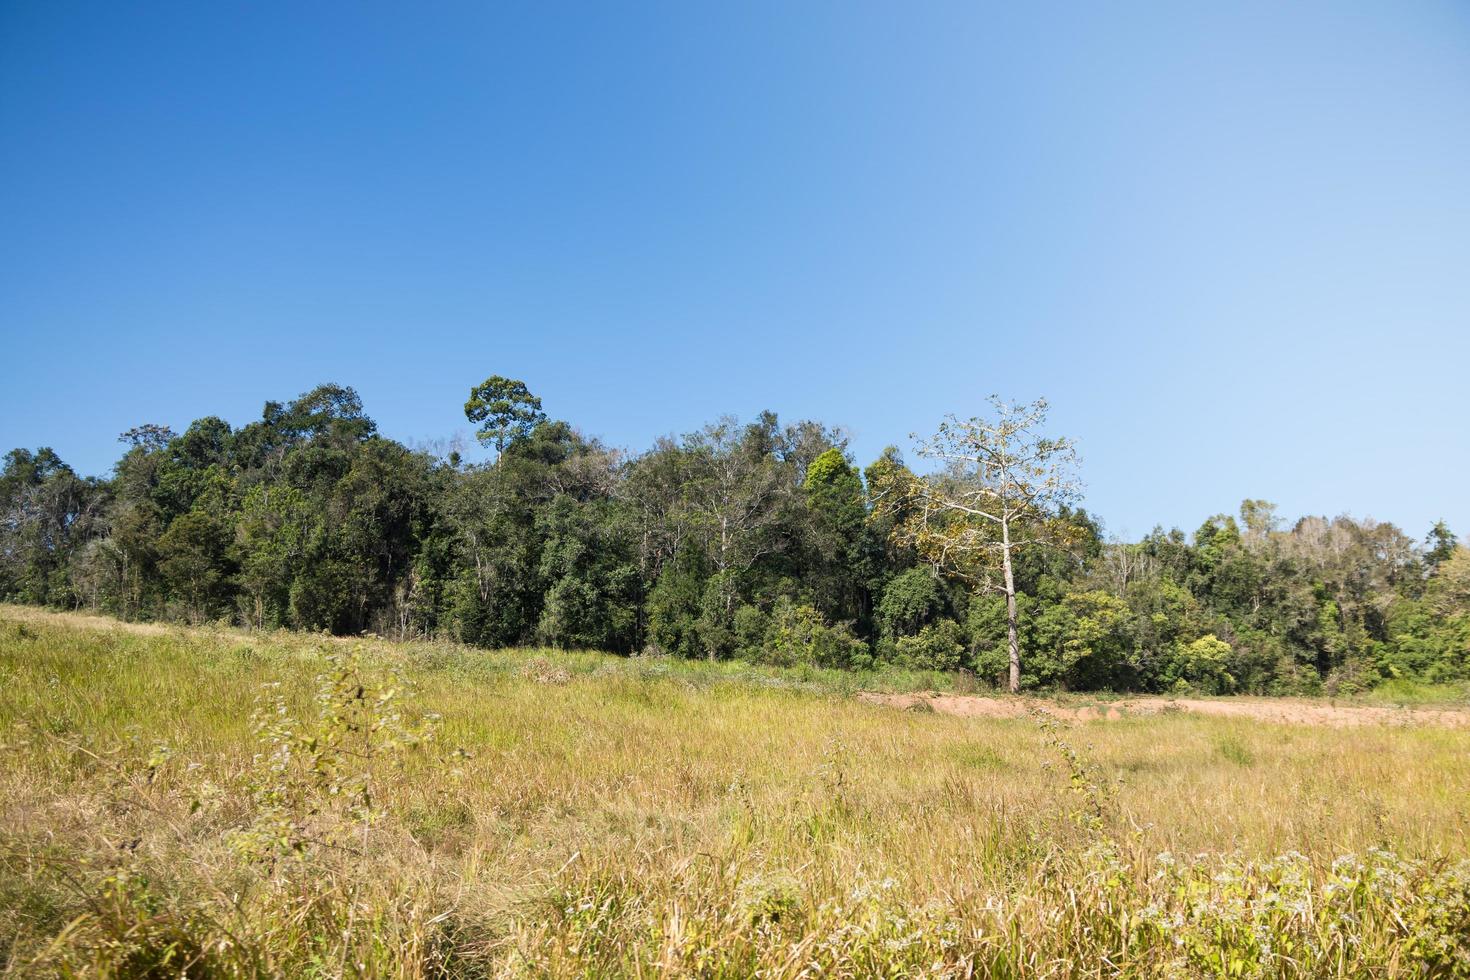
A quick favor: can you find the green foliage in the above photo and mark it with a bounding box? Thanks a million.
[876,567,945,639]
[1426,520,1458,570]
[760,598,867,668]
[892,618,966,671]
[645,545,706,657]
[801,447,877,628]
[1054,589,1132,688]
[156,509,232,622]
[464,375,545,452]
[2,382,1467,696]
[235,484,309,628]
[1171,634,1237,694]
[230,649,438,861]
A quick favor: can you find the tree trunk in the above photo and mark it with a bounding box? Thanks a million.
[1001,519,1020,694]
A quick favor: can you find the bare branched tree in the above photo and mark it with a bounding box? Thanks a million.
[892,397,1082,692]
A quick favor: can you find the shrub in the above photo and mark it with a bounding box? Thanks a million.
[1168,633,1236,694]
[732,603,771,661]
[893,619,966,671]
[761,599,867,668]
[876,568,945,639]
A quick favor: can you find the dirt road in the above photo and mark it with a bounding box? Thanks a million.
[857,691,1470,728]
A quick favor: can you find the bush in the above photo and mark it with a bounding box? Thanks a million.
[876,568,945,639]
[732,603,771,661]
[761,599,868,669]
[1167,634,1236,694]
[893,619,967,671]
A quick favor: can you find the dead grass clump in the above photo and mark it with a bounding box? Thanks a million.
[520,655,572,685]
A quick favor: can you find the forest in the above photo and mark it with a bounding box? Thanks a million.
[3,378,1466,695]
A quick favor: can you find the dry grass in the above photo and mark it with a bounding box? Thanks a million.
[2,607,1469,977]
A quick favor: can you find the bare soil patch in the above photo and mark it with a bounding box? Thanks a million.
[857,691,1470,728]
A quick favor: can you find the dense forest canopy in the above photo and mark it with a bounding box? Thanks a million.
[3,379,1466,694]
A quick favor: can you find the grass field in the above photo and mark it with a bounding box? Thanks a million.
[3,607,1469,977]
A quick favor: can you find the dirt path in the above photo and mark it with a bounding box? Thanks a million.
[857,691,1470,729]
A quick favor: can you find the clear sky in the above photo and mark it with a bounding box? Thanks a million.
[3,2,1468,540]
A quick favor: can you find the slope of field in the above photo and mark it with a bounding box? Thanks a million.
[3,607,1469,977]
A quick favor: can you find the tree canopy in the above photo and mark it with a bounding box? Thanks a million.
[3,380,1466,694]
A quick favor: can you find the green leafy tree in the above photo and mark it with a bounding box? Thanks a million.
[157,509,232,623]
[1426,521,1458,571]
[7,377,1469,698]
[0,448,105,605]
[894,619,967,671]
[762,598,866,668]
[645,543,707,657]
[1054,590,1131,689]
[235,484,309,628]
[875,567,945,640]
[118,424,176,451]
[1427,547,1470,617]
[802,447,877,627]
[1169,634,1236,694]
[465,376,545,453]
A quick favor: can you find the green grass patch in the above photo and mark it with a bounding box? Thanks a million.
[3,608,1469,976]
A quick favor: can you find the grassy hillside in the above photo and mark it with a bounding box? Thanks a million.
[3,608,1469,977]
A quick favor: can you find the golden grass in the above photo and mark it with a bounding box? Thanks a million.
[2,606,1469,977]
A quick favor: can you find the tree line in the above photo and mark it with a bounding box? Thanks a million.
[3,378,1466,694]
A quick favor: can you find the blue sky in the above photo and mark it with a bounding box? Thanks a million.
[3,1,1468,540]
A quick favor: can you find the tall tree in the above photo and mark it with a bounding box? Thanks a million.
[118,424,177,451]
[884,397,1081,692]
[802,447,872,625]
[465,376,545,454]
[1426,521,1458,572]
